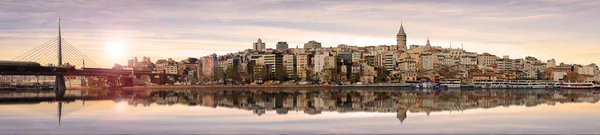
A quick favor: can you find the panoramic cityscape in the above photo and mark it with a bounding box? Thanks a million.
[110,23,598,86]
[1,0,600,134]
[2,23,599,89]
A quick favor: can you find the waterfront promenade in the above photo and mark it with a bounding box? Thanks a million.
[63,83,414,90]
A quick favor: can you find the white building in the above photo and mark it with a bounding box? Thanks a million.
[398,56,417,81]
[65,76,86,88]
[477,53,497,68]
[283,55,296,77]
[296,54,310,79]
[547,59,556,68]
[553,71,567,81]
[497,56,513,72]
[352,52,362,63]
[252,38,266,51]
[580,63,599,81]
[460,52,478,66]
[166,65,178,75]
[382,52,396,72]
[313,52,330,73]
[421,54,434,71]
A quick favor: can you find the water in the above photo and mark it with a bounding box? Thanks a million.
[1,88,599,134]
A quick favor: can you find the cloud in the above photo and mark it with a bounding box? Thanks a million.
[0,0,599,67]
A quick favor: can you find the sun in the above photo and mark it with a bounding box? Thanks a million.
[104,37,129,62]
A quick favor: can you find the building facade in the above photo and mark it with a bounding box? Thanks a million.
[304,40,322,50]
[253,38,266,51]
[202,54,218,77]
[276,41,289,50]
[396,24,407,51]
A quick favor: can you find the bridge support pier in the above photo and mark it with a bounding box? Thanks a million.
[54,74,66,99]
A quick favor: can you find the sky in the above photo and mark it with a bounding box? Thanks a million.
[0,0,599,67]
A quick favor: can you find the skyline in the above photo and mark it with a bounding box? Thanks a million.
[1,0,600,67]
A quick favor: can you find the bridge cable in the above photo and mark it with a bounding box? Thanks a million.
[64,49,82,67]
[36,46,55,66]
[61,48,77,67]
[29,40,59,64]
[24,39,58,62]
[36,44,59,66]
[55,38,82,67]
[63,39,100,68]
[22,39,58,62]
[61,39,101,67]
[14,38,58,61]
[12,37,57,61]
[63,42,99,68]
[62,45,84,68]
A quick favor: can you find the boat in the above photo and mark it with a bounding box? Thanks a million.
[557,82,595,89]
[440,79,461,89]
[416,80,439,89]
[473,80,556,89]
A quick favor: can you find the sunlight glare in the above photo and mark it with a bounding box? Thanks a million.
[104,37,129,62]
[115,101,128,112]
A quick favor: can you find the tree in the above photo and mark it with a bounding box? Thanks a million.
[329,68,339,83]
[275,66,288,82]
[198,70,212,83]
[375,68,389,83]
[291,72,300,81]
[305,69,315,82]
[239,69,252,84]
[350,73,361,83]
[543,67,554,80]
[226,65,240,83]
[563,71,581,82]
[256,65,270,82]
[436,65,458,79]
[217,68,226,84]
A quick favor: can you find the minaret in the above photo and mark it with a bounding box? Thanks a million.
[396,22,407,51]
[425,37,432,50]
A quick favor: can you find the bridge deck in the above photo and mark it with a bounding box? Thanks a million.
[0,66,177,77]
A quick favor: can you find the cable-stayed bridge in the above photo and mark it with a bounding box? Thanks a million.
[0,19,177,93]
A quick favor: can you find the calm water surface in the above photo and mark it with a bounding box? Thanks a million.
[1,88,599,134]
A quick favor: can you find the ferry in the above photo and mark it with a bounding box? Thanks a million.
[556,82,595,89]
[416,80,439,89]
[473,80,555,89]
[440,79,461,89]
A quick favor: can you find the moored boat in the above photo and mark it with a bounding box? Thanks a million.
[558,82,595,89]
[473,80,556,89]
[440,79,461,89]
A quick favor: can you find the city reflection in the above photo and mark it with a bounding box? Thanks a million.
[1,89,598,126]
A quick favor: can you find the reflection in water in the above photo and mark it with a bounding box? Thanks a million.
[125,89,599,123]
[1,89,599,126]
[0,89,129,127]
[57,101,61,127]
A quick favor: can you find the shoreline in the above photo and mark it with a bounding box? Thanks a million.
[61,83,415,90]
[122,84,414,90]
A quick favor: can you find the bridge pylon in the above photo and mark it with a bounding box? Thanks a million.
[54,18,66,97]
